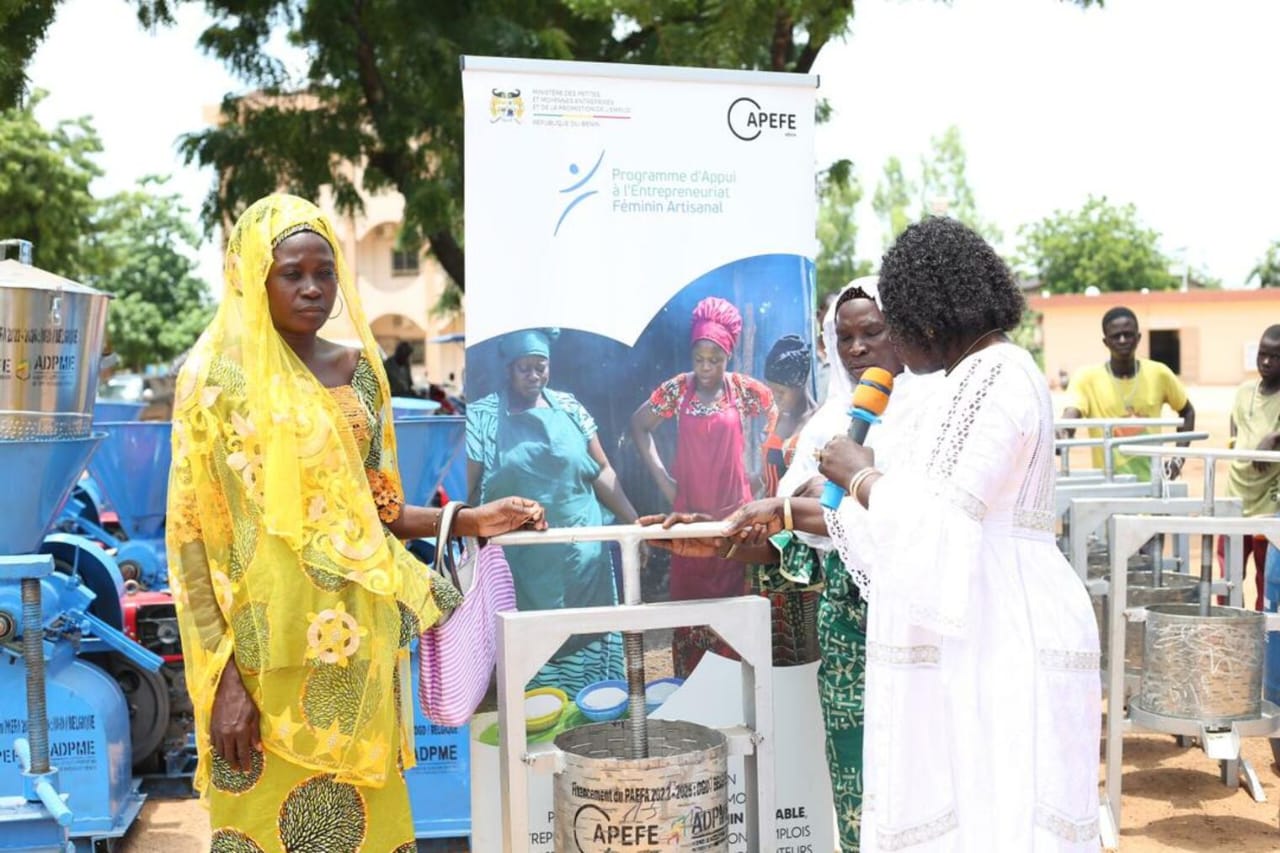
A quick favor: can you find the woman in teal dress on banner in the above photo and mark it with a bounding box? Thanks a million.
[467,328,639,694]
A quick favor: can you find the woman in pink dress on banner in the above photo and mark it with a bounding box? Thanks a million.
[632,296,777,677]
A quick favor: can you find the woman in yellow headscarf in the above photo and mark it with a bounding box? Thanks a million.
[166,194,545,852]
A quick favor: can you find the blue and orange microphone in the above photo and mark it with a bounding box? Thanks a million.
[820,367,894,510]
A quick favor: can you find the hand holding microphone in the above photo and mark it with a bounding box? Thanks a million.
[819,367,894,510]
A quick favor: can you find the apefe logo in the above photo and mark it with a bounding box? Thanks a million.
[726,97,798,141]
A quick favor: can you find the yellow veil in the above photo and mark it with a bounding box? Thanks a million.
[167,194,437,795]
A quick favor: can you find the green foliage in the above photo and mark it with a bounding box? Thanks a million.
[815,160,871,300]
[918,125,1002,244]
[0,90,103,277]
[0,0,57,109]
[91,176,214,371]
[872,126,999,248]
[1248,240,1280,288]
[0,96,213,368]
[871,155,915,247]
[1011,309,1044,369]
[145,0,860,291]
[432,281,463,318]
[566,0,853,72]
[1015,195,1178,294]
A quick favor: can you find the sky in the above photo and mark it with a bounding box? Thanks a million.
[26,0,1280,291]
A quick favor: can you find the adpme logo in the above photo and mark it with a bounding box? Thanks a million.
[553,151,605,236]
[726,96,798,141]
[490,88,524,123]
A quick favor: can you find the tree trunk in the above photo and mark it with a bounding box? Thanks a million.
[429,229,466,292]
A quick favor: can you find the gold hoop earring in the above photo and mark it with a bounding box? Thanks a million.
[329,292,344,320]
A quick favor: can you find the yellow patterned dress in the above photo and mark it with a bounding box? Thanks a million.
[172,357,460,853]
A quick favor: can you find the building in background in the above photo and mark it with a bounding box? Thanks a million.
[1030,290,1276,386]
[312,180,464,391]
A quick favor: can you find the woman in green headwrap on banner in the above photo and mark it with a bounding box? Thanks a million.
[466,328,639,693]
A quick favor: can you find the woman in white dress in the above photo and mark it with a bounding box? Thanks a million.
[728,218,1101,851]
[649,277,938,849]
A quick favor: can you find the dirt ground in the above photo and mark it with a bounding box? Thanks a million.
[119,384,1280,852]
[119,733,1280,852]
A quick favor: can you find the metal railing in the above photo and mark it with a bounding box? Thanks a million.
[1054,417,1193,480]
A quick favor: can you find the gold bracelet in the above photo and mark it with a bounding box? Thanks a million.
[847,468,879,501]
[783,497,794,531]
[856,471,883,505]
[723,543,739,560]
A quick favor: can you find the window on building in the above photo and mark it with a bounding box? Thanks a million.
[392,249,420,276]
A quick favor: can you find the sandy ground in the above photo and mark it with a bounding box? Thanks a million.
[119,384,1280,851]
[119,732,1280,852]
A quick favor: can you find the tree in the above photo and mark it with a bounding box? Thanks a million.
[871,156,915,248]
[1247,240,1280,288]
[0,0,57,109]
[872,126,1000,248]
[128,0,860,295]
[918,125,1002,245]
[1011,309,1045,369]
[91,176,214,370]
[815,160,871,299]
[0,89,103,277]
[1016,195,1178,294]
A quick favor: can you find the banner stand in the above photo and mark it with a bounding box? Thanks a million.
[461,53,823,852]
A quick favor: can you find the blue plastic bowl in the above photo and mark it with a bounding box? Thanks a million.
[644,677,685,714]
[575,679,630,722]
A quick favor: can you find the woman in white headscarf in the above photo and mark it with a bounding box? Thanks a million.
[648,277,936,850]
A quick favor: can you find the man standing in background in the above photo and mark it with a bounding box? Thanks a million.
[1221,325,1280,608]
[384,340,420,398]
[1061,306,1196,480]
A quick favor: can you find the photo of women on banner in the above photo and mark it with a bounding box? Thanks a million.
[466,327,637,695]
[632,296,778,677]
[466,251,815,695]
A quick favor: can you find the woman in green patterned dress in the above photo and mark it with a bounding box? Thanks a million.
[647,278,929,851]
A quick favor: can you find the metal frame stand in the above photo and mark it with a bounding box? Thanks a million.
[488,522,775,853]
[1054,429,1207,537]
[1096,443,1280,848]
[1102,514,1280,835]
[1065,494,1237,583]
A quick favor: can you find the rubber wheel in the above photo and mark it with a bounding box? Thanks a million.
[106,654,171,770]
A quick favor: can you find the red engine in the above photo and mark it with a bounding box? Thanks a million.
[120,589,183,662]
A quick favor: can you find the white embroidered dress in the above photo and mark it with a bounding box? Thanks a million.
[828,342,1101,851]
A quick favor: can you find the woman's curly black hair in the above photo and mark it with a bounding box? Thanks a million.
[877,217,1025,357]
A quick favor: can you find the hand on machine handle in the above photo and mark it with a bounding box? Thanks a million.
[637,512,722,558]
[457,497,548,537]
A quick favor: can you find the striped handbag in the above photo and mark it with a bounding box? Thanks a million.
[417,501,517,727]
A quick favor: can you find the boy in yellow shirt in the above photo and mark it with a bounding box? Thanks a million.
[1061,306,1196,480]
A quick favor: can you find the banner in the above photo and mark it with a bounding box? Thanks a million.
[462,56,826,852]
